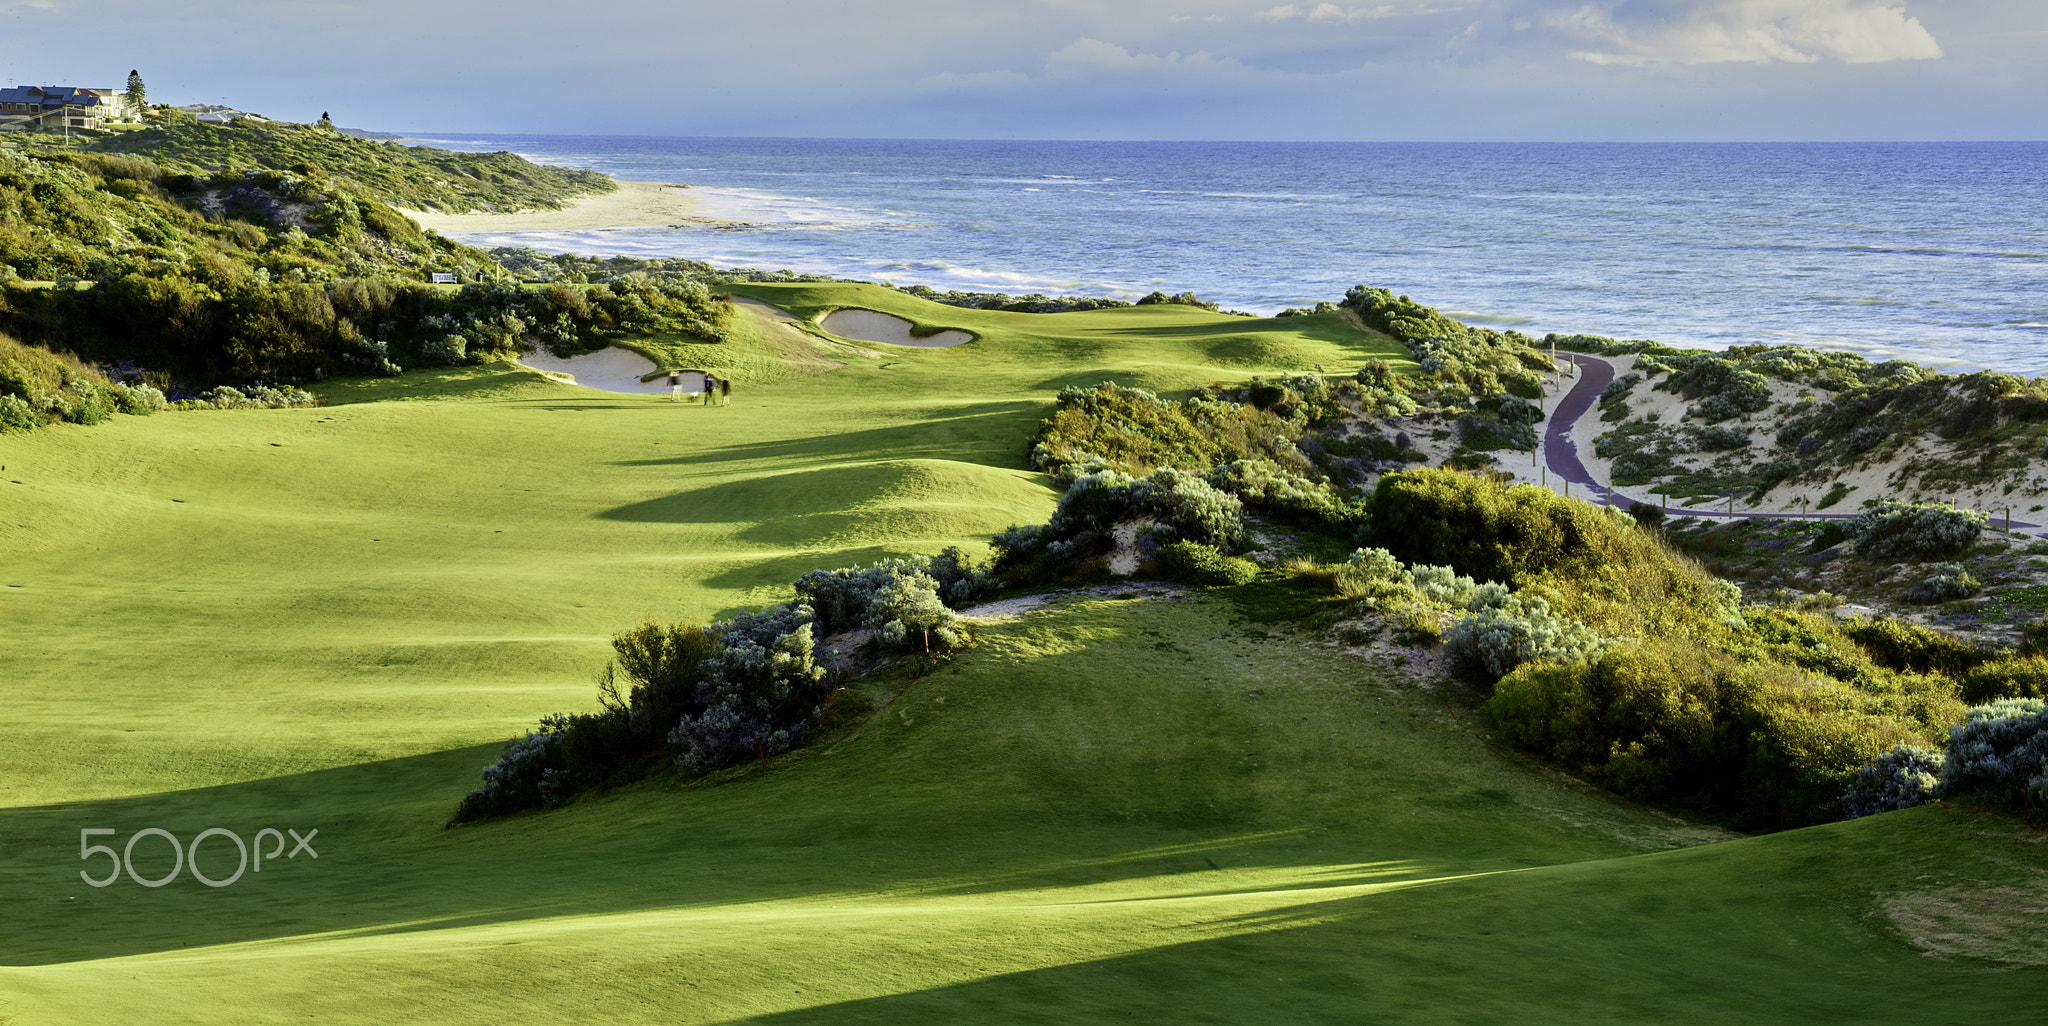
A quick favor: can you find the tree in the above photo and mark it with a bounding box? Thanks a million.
[319,111,334,130]
[124,71,145,120]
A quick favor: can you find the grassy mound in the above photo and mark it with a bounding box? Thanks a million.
[0,283,2041,1021]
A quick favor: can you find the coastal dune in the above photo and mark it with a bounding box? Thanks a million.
[401,181,727,233]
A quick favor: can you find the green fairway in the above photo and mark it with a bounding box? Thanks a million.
[1,284,2040,1022]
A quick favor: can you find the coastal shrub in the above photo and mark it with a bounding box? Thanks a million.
[1156,541,1259,586]
[452,719,569,822]
[1363,467,1624,586]
[994,465,1245,576]
[1663,357,1772,423]
[1028,381,1308,482]
[1340,285,1544,400]
[1958,657,2048,704]
[670,603,831,774]
[1205,458,1366,536]
[1842,744,1945,818]
[1598,372,1642,407]
[1839,618,1992,676]
[1445,593,1605,683]
[1846,424,1886,452]
[1628,501,1666,530]
[1904,567,1980,605]
[1938,699,2048,809]
[1690,425,1750,452]
[794,548,989,637]
[0,393,37,431]
[1491,641,1931,826]
[1850,500,1987,561]
[1352,359,1419,418]
[865,574,970,654]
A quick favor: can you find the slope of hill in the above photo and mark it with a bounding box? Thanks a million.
[76,113,614,214]
[0,283,2040,1022]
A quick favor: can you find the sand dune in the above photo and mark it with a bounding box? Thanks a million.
[400,181,728,233]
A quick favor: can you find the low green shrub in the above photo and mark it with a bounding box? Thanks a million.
[1156,541,1258,586]
[1938,699,2048,811]
[1838,618,1992,676]
[1445,592,1605,682]
[1850,499,1987,561]
[1842,744,1945,818]
[1959,657,2048,704]
[1364,467,1629,586]
[452,719,570,822]
[1491,641,1937,827]
[1904,568,1980,605]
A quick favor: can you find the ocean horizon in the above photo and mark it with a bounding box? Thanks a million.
[407,135,2048,375]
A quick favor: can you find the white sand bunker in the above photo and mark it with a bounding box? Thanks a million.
[516,347,668,394]
[819,309,972,348]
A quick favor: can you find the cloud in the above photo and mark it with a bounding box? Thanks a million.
[1257,2,1456,22]
[1549,0,1943,66]
[916,37,1278,96]
[915,69,1033,93]
[1042,37,1262,79]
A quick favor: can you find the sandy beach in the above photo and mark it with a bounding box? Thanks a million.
[400,181,731,233]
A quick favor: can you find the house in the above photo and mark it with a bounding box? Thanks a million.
[176,103,269,126]
[0,86,134,132]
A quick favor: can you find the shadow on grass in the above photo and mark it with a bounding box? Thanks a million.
[0,742,1470,969]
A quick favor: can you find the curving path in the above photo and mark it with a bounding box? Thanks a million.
[1539,353,2044,536]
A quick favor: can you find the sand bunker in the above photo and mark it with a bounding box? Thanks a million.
[819,309,972,348]
[516,347,669,394]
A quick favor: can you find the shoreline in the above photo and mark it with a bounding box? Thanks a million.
[400,180,735,233]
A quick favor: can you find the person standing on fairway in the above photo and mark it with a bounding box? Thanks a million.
[720,377,731,407]
[668,371,682,402]
[703,374,717,406]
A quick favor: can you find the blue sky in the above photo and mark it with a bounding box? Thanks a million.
[3,0,2041,139]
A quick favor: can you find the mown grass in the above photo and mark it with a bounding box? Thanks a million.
[0,285,2041,1021]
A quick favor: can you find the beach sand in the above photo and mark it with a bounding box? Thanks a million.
[400,181,729,233]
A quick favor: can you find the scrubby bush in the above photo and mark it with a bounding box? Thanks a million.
[795,548,988,638]
[454,550,992,823]
[1445,593,1605,682]
[994,466,1245,576]
[1842,744,1945,818]
[1938,699,2048,810]
[671,603,830,774]
[1838,617,1991,676]
[453,719,569,822]
[1846,424,1886,452]
[1690,425,1750,452]
[1156,541,1259,586]
[1904,567,1980,605]
[1492,638,1944,826]
[866,574,970,653]
[1662,357,1772,423]
[1205,458,1366,536]
[1364,467,1628,586]
[1352,359,1419,418]
[1850,500,1987,561]
[1958,657,2048,704]
[1028,381,1309,483]
[1341,286,1545,400]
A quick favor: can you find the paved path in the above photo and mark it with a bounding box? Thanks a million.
[1537,352,2043,536]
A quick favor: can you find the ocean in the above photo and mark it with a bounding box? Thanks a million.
[406,136,2048,375]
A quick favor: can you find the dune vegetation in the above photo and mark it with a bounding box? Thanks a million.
[4,271,2045,1023]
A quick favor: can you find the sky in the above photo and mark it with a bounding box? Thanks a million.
[2,0,2042,140]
